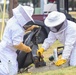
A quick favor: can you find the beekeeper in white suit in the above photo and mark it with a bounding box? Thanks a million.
[0,4,38,75]
[37,11,76,66]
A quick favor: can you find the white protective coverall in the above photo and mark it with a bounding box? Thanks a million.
[42,20,76,66]
[0,4,34,75]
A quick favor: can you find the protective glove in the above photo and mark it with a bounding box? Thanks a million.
[37,48,44,56]
[55,59,66,66]
[14,42,31,53]
[25,25,39,32]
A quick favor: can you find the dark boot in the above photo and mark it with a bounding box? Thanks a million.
[33,56,46,68]
[33,56,40,68]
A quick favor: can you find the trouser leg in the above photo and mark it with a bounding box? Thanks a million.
[31,44,38,57]
[17,44,38,69]
[0,61,10,75]
[23,52,33,68]
[17,51,28,69]
[17,45,38,68]
[0,67,8,75]
[0,60,18,75]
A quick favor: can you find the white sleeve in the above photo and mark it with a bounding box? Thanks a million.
[42,31,56,50]
[11,27,24,45]
[62,29,76,59]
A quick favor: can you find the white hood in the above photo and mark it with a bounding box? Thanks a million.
[12,4,34,27]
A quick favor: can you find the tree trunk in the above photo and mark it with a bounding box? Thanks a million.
[9,0,18,18]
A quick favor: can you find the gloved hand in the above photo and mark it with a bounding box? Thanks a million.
[37,48,44,56]
[25,25,39,32]
[14,42,31,53]
[55,59,66,66]
[24,45,31,53]
[31,25,39,29]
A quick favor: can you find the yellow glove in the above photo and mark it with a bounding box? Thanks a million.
[55,59,66,66]
[14,42,31,53]
[37,48,44,56]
